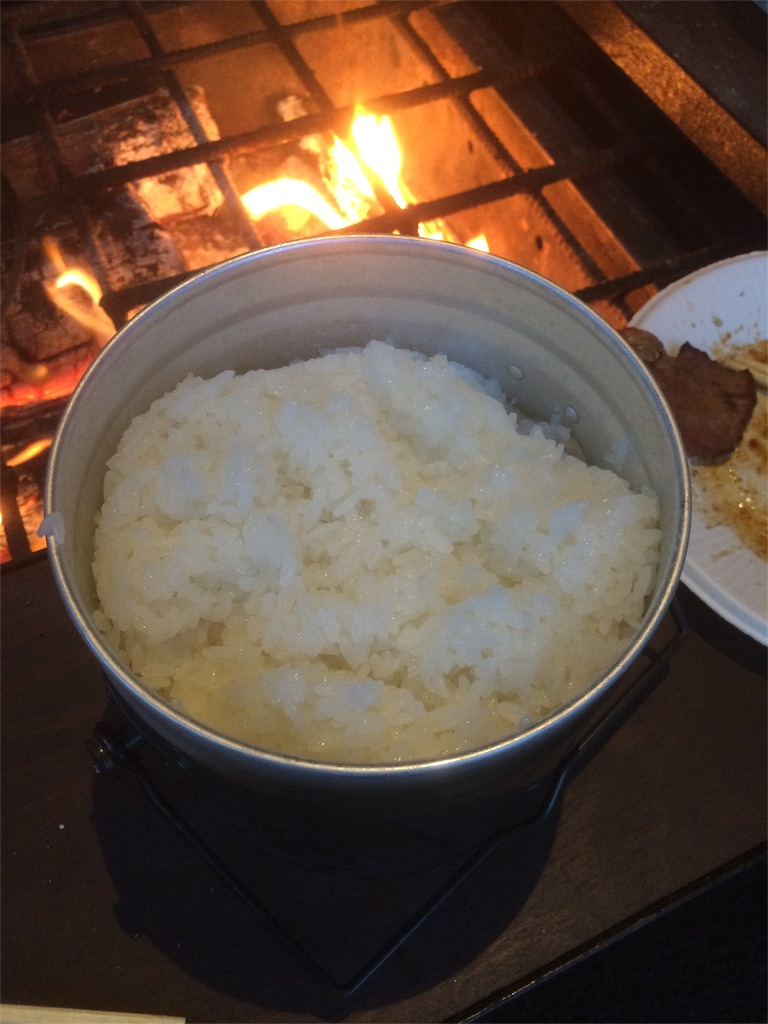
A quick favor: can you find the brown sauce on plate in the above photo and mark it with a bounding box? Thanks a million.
[692,384,767,563]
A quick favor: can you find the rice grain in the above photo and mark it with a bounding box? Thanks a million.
[93,341,661,763]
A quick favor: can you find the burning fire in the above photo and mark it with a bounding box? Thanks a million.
[42,238,116,349]
[6,438,53,468]
[242,106,488,250]
[2,102,487,563]
[466,234,490,252]
[351,110,409,210]
[0,240,118,412]
[241,178,351,232]
[55,269,101,305]
[39,108,487,365]
[22,107,486,412]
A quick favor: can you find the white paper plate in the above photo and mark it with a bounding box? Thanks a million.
[630,251,768,646]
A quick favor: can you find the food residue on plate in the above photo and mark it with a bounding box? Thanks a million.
[692,384,767,563]
[693,338,767,564]
[717,338,768,389]
[621,327,767,564]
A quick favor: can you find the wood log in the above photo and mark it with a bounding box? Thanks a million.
[1,88,223,223]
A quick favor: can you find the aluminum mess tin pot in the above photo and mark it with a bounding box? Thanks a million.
[44,235,690,868]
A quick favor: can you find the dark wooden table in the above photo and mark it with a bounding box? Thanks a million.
[2,553,765,1023]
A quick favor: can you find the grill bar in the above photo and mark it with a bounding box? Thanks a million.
[98,136,660,326]
[3,0,441,99]
[395,12,611,288]
[3,22,115,297]
[124,0,263,251]
[338,134,660,236]
[0,456,32,562]
[573,242,748,304]
[559,0,767,213]
[251,0,337,113]
[17,62,560,208]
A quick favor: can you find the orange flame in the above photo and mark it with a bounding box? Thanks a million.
[241,178,354,232]
[466,234,490,252]
[351,110,410,210]
[55,269,102,305]
[6,438,53,468]
[326,134,378,223]
[42,238,115,349]
[240,107,489,253]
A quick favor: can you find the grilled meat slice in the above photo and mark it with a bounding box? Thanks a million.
[620,326,665,364]
[620,329,757,458]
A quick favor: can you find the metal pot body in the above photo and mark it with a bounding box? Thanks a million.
[45,236,689,866]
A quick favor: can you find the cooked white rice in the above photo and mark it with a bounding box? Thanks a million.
[93,340,661,763]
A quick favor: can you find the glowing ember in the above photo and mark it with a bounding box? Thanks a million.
[2,363,93,410]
